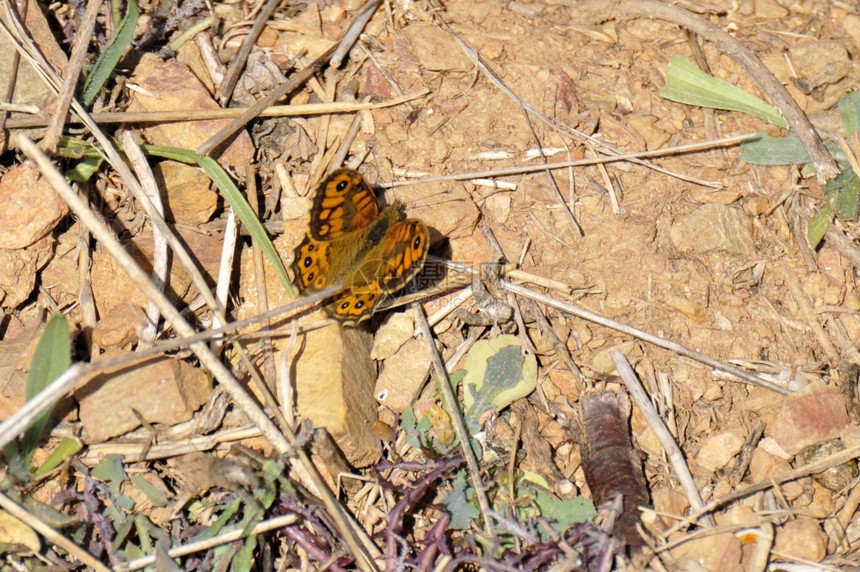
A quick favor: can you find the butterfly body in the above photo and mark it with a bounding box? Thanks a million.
[292,169,429,324]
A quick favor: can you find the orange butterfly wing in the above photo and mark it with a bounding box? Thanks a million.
[308,169,380,241]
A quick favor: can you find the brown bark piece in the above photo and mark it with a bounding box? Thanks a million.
[579,391,650,551]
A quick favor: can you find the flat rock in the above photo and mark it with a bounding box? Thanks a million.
[670,204,754,255]
[152,161,218,225]
[127,54,254,171]
[769,383,850,455]
[78,355,211,442]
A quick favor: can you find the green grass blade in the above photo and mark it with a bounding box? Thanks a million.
[141,145,295,297]
[838,91,860,139]
[32,436,81,478]
[808,202,835,248]
[21,313,71,466]
[662,56,787,128]
[81,0,140,106]
[741,134,812,164]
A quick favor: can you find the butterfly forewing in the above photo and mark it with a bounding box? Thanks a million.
[308,169,380,241]
[292,168,430,324]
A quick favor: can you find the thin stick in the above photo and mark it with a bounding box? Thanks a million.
[382,133,760,188]
[121,132,167,348]
[42,0,104,152]
[122,513,299,571]
[502,281,791,395]
[412,302,496,538]
[217,0,281,104]
[3,92,428,128]
[612,351,713,527]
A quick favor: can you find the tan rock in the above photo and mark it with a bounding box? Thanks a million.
[0,163,68,250]
[696,429,746,473]
[152,161,217,225]
[774,518,827,562]
[375,338,432,413]
[127,54,254,172]
[78,355,211,442]
[670,531,742,572]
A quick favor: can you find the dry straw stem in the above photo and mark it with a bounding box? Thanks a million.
[81,426,262,465]
[41,0,103,152]
[612,352,713,528]
[382,132,760,189]
[2,93,428,129]
[216,0,282,103]
[413,302,496,539]
[120,513,299,571]
[502,281,791,396]
[16,137,378,572]
[620,0,838,182]
[0,490,110,571]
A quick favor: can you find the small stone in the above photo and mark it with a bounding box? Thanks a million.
[0,162,68,249]
[375,338,432,413]
[670,204,754,255]
[696,429,746,472]
[773,518,827,562]
[371,313,414,360]
[769,383,850,455]
[152,161,217,225]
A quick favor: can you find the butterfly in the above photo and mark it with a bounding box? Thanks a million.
[291,168,430,325]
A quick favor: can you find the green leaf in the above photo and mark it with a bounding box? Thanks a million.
[741,134,812,165]
[807,202,835,248]
[740,134,846,167]
[32,436,81,477]
[81,0,139,106]
[66,153,105,182]
[134,513,155,553]
[662,56,787,128]
[20,313,71,467]
[93,454,128,498]
[528,487,596,532]
[195,497,242,540]
[443,473,480,530]
[131,475,169,508]
[826,168,860,220]
[838,91,860,139]
[233,535,257,572]
[462,335,537,428]
[142,145,295,297]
